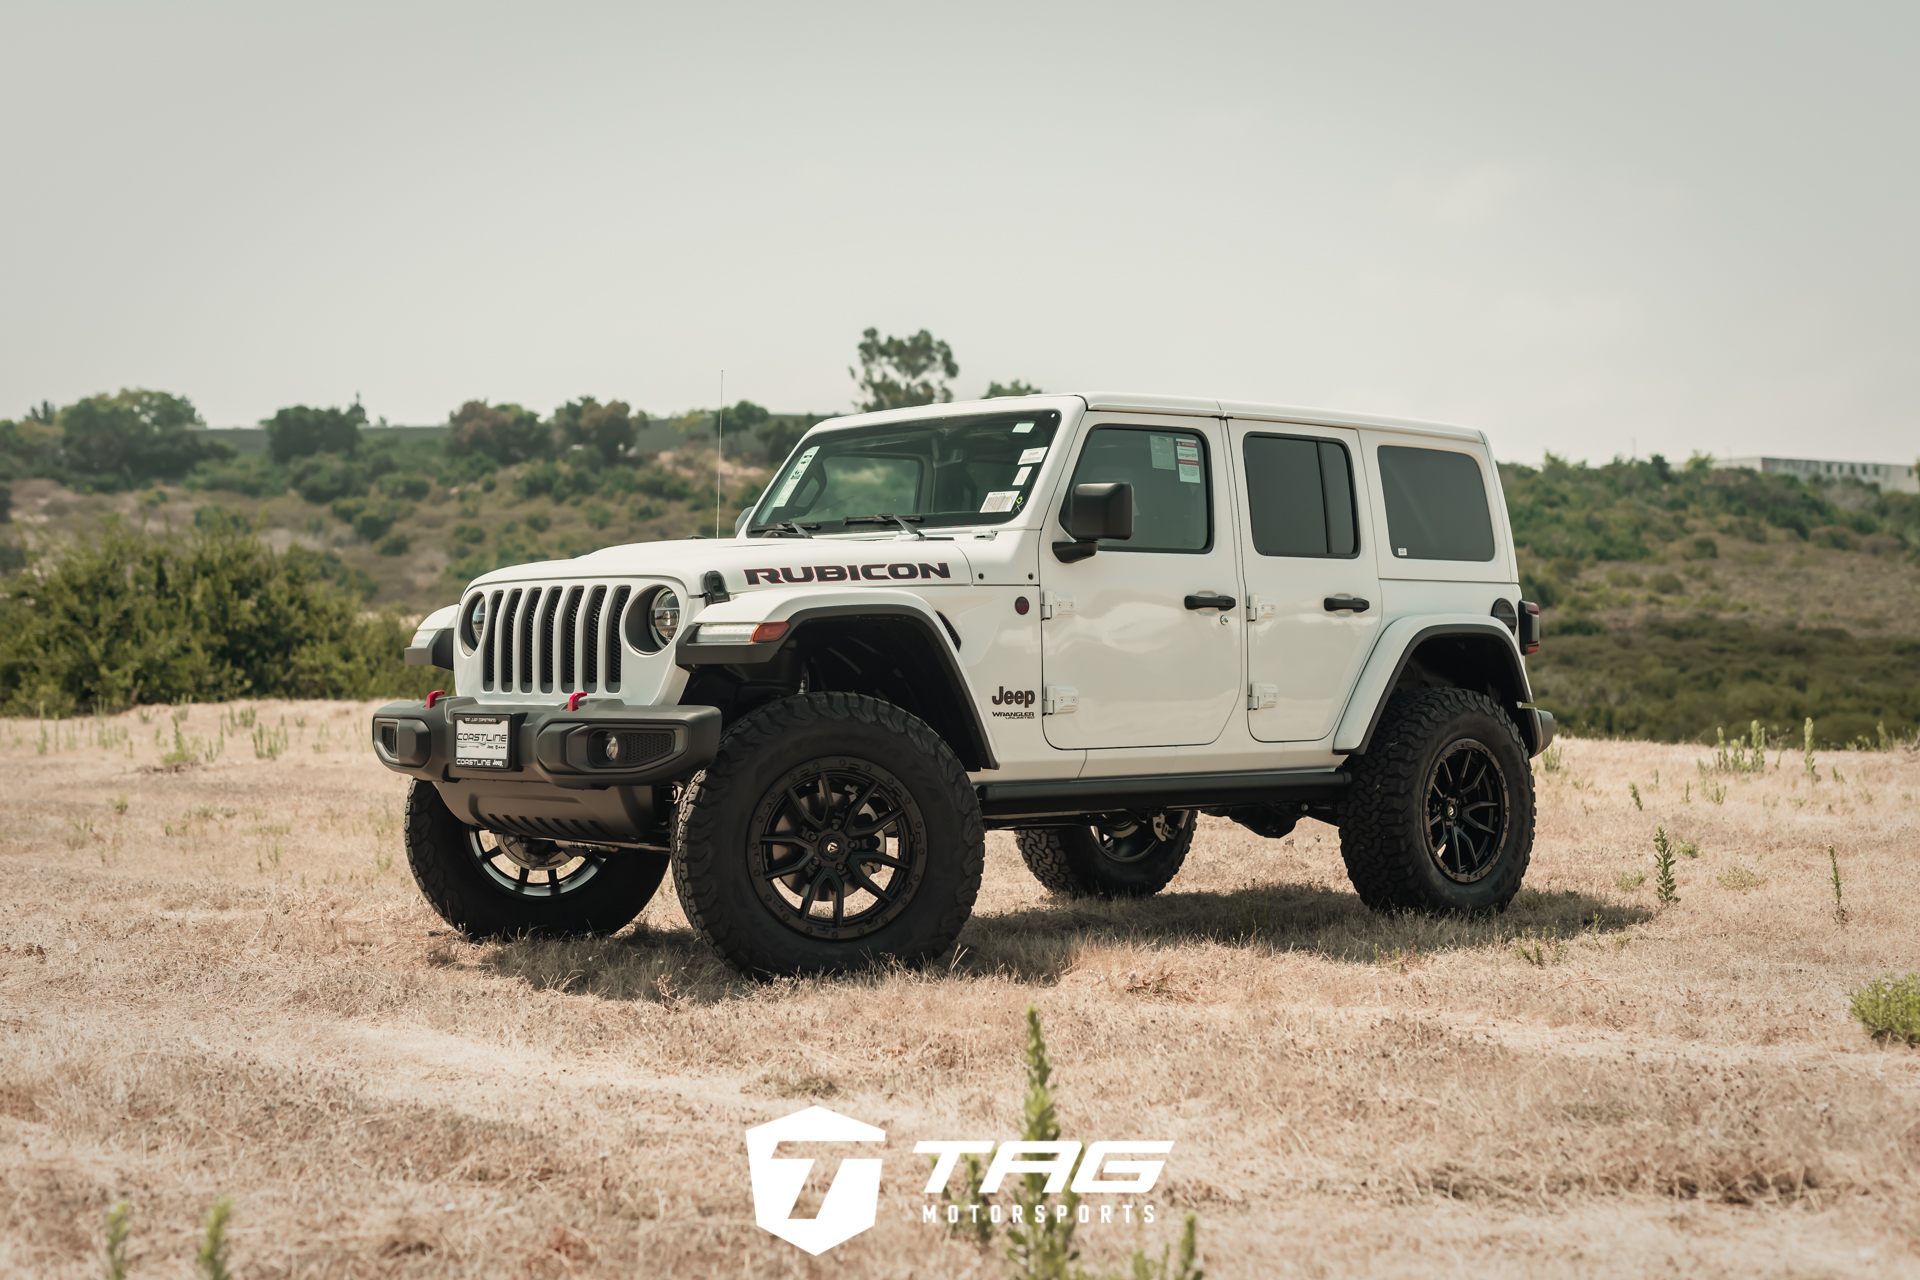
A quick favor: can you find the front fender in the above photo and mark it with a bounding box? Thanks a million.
[1332,614,1540,755]
[675,587,997,771]
[676,587,948,663]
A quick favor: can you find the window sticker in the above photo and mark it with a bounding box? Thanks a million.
[980,490,1021,513]
[1017,446,1048,465]
[769,446,818,507]
[1012,421,1035,434]
[1174,438,1200,463]
[1150,435,1176,469]
[1012,466,1032,486]
[1177,461,1202,484]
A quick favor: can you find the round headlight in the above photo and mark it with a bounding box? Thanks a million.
[460,593,488,652]
[649,589,681,647]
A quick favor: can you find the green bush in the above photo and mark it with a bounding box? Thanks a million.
[376,533,410,556]
[264,402,365,463]
[635,466,693,501]
[292,453,370,504]
[184,454,290,497]
[1848,973,1920,1045]
[451,523,485,546]
[378,472,432,500]
[583,502,612,530]
[0,519,434,713]
[351,501,412,543]
[193,505,253,535]
[283,545,378,603]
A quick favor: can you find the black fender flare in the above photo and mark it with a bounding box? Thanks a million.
[676,603,998,771]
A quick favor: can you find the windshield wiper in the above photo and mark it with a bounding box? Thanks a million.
[844,512,926,540]
[748,521,818,539]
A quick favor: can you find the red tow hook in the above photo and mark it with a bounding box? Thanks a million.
[565,691,587,711]
[425,690,444,708]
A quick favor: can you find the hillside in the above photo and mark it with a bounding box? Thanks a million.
[1507,455,1920,745]
[4,445,769,617]
[4,449,1917,745]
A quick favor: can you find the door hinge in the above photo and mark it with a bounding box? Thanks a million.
[1043,685,1078,715]
[1040,591,1074,620]
[1248,682,1278,710]
[1246,595,1275,622]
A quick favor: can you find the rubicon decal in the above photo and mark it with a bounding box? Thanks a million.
[742,563,952,585]
[745,1105,1171,1254]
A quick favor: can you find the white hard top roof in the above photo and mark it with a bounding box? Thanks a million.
[816,392,1488,444]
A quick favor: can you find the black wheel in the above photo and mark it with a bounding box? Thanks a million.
[1015,810,1196,899]
[671,692,984,975]
[403,779,668,937]
[1336,686,1534,913]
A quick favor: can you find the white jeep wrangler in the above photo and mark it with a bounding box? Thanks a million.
[372,393,1552,974]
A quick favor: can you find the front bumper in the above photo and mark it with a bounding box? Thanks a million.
[370,697,721,790]
[370,697,722,846]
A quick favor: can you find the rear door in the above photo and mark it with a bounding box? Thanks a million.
[1230,422,1383,741]
[1039,414,1242,749]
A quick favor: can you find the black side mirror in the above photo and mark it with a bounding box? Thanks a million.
[1053,482,1133,563]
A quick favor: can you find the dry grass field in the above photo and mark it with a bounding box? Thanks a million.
[2,702,1917,1278]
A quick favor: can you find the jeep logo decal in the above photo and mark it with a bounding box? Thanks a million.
[743,563,952,585]
[989,687,1036,720]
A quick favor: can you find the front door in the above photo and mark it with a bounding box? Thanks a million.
[1231,422,1382,741]
[1040,415,1242,750]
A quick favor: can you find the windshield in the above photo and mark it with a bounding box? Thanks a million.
[750,409,1062,534]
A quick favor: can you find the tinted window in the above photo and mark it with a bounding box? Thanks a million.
[753,410,1061,532]
[1377,445,1495,561]
[1063,426,1211,552]
[1242,434,1358,557]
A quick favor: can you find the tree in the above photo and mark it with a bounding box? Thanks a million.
[445,400,552,465]
[850,327,958,412]
[986,380,1043,398]
[720,399,770,447]
[553,397,642,466]
[263,400,367,464]
[59,389,227,489]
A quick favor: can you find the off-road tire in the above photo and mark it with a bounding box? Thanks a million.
[1014,811,1196,899]
[671,693,985,976]
[1337,686,1534,913]
[403,779,669,937]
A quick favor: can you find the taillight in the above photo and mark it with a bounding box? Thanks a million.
[1520,600,1542,655]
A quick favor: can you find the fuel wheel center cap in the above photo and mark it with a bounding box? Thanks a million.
[817,832,849,865]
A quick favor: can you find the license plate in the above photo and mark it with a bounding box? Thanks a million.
[454,715,512,769]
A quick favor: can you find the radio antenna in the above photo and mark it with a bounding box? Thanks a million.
[715,369,725,538]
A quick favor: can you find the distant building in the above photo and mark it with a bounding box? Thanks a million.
[1718,455,1918,495]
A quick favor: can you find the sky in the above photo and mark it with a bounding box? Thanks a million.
[3,1,1916,466]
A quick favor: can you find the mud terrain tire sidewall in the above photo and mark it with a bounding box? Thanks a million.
[1337,687,1534,913]
[1015,813,1195,899]
[403,779,668,937]
[671,693,985,975]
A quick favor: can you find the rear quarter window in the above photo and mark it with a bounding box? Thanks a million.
[1377,445,1495,562]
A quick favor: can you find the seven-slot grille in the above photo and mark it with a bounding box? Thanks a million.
[476,581,634,696]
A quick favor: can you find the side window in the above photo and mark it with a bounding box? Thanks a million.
[1377,445,1495,562]
[1242,434,1358,557]
[1062,426,1211,553]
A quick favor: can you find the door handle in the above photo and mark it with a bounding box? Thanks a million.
[1184,593,1237,611]
[1324,597,1371,613]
